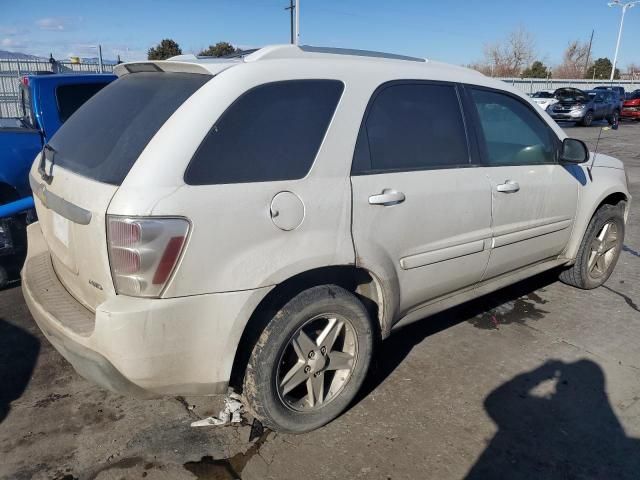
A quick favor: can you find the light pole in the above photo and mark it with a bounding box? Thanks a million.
[608,0,639,81]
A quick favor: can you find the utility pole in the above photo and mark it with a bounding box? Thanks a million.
[584,30,594,77]
[608,0,639,81]
[285,0,295,44]
[98,44,104,74]
[295,0,300,45]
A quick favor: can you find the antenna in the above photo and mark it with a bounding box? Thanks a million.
[588,116,619,178]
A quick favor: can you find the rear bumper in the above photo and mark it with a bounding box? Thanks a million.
[621,109,640,119]
[22,222,272,397]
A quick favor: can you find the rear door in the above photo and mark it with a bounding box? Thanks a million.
[465,86,578,280]
[31,71,211,310]
[351,82,492,314]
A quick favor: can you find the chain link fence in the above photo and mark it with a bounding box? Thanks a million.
[498,77,640,94]
[0,58,115,118]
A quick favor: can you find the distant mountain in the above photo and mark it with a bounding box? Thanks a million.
[0,50,46,60]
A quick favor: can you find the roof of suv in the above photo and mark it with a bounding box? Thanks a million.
[114,44,483,80]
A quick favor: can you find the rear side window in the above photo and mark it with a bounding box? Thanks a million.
[352,83,469,174]
[49,72,211,185]
[470,88,555,166]
[56,82,110,123]
[184,80,344,185]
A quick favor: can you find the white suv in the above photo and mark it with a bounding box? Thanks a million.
[23,45,630,433]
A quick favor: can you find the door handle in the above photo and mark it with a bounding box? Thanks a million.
[496,180,520,193]
[369,189,406,206]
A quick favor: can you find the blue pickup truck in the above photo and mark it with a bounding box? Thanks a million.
[0,73,116,285]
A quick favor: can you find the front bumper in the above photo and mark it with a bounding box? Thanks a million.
[22,222,271,397]
[548,110,585,121]
[621,109,640,119]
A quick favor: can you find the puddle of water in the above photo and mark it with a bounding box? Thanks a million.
[183,427,270,480]
[469,293,549,330]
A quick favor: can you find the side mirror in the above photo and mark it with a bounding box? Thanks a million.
[559,138,589,164]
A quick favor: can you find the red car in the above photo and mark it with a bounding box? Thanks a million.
[622,90,640,120]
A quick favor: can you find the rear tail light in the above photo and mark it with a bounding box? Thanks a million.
[107,216,190,297]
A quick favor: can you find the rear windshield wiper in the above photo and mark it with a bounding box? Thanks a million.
[38,143,56,184]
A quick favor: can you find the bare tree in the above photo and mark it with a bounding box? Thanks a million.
[471,27,536,77]
[626,63,640,80]
[554,40,591,79]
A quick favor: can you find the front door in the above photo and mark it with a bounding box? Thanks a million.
[465,87,579,280]
[350,82,492,315]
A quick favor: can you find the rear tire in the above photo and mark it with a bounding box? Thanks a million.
[243,285,374,433]
[559,203,625,289]
[608,110,620,126]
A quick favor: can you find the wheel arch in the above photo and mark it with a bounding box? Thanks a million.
[228,264,387,391]
[564,187,629,261]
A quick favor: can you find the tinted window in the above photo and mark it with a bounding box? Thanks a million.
[470,88,555,166]
[353,83,469,173]
[49,72,210,185]
[185,80,344,185]
[56,82,110,122]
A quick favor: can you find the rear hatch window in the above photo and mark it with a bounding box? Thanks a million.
[48,72,211,185]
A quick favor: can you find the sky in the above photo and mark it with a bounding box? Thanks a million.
[1,0,639,69]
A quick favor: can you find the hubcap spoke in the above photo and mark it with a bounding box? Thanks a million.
[598,223,610,242]
[316,318,344,351]
[307,373,324,407]
[280,361,308,396]
[588,250,599,271]
[326,351,354,371]
[292,330,316,360]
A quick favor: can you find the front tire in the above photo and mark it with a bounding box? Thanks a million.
[579,110,594,127]
[560,203,625,289]
[243,285,374,433]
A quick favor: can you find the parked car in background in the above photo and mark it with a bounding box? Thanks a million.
[594,85,625,98]
[548,87,620,126]
[21,45,630,433]
[622,89,640,121]
[0,73,116,287]
[593,85,626,111]
[530,89,558,111]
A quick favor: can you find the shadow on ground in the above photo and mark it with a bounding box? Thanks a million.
[0,318,40,423]
[465,359,640,479]
[357,269,559,402]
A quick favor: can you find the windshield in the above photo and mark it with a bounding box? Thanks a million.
[630,91,640,100]
[48,72,211,185]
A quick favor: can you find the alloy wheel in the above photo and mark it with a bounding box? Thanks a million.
[276,314,358,411]
[587,221,619,279]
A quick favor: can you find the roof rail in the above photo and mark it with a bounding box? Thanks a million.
[244,44,426,63]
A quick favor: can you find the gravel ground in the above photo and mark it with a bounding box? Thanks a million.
[1,120,639,480]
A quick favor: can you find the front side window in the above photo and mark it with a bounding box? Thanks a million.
[184,80,344,185]
[353,83,469,174]
[470,88,556,166]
